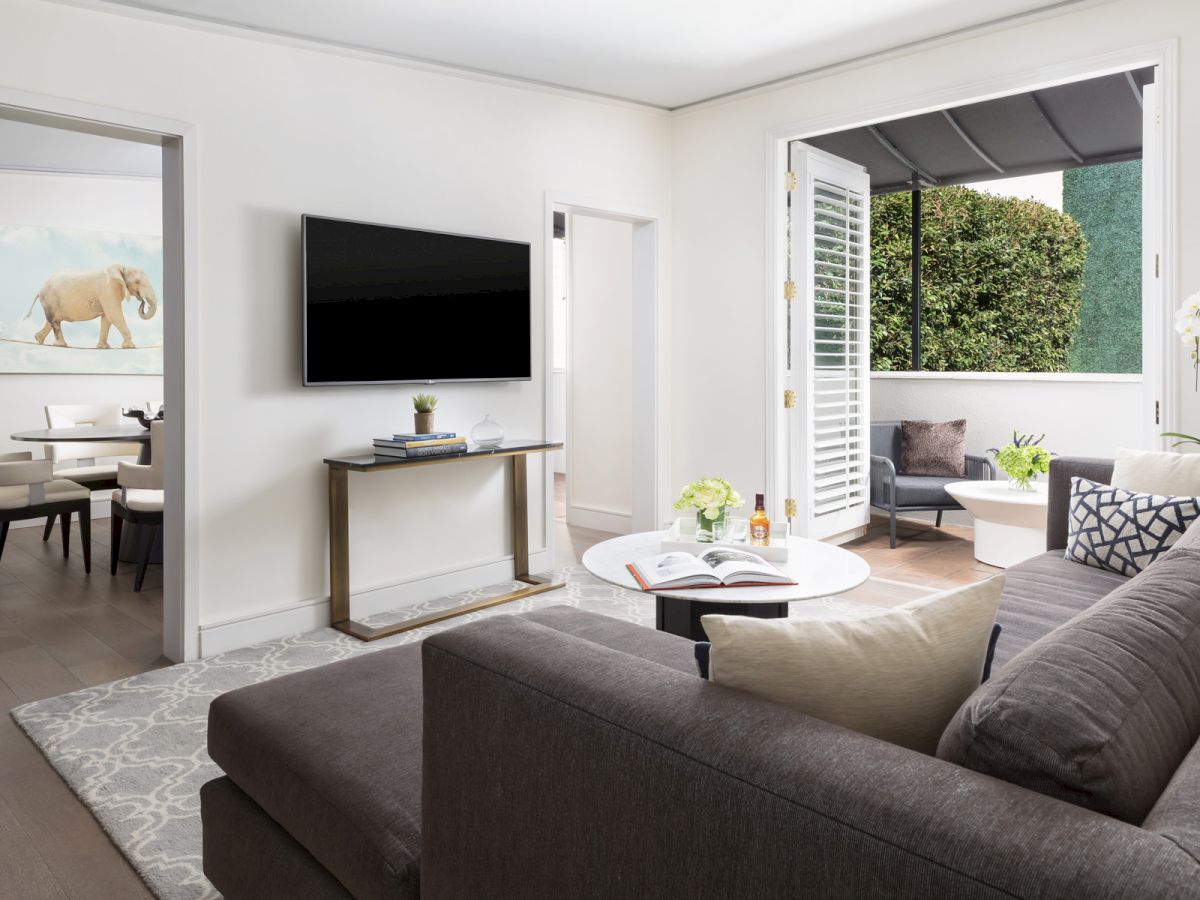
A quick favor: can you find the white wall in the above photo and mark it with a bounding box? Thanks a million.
[566,214,634,532]
[0,171,163,466]
[670,0,1200,517]
[0,0,670,646]
[871,374,1145,458]
[550,369,566,473]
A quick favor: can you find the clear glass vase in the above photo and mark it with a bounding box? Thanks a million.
[471,414,505,448]
[1007,475,1034,492]
[696,508,728,543]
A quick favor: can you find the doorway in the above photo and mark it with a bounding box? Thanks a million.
[0,89,198,662]
[767,45,1176,543]
[545,196,664,557]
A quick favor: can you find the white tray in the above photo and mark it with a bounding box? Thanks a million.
[660,518,789,562]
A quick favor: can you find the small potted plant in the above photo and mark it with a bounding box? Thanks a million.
[989,431,1052,492]
[412,393,438,434]
[674,477,744,542]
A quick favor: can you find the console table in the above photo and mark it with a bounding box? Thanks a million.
[324,439,563,642]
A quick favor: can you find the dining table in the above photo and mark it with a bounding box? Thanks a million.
[10,425,159,564]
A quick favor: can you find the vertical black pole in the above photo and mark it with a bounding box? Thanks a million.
[911,182,922,371]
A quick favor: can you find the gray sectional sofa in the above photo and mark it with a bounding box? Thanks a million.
[201,457,1200,898]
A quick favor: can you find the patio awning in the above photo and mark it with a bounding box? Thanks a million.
[805,67,1154,195]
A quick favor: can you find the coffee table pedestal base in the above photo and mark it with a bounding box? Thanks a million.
[656,595,789,641]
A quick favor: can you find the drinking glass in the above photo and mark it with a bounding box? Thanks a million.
[726,517,750,543]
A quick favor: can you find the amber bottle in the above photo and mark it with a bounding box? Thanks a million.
[749,493,770,546]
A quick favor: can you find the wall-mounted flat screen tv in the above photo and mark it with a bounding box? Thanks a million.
[303,214,531,385]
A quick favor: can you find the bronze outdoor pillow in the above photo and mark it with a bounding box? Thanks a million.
[900,419,966,477]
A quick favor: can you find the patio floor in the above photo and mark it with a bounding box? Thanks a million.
[844,516,1003,591]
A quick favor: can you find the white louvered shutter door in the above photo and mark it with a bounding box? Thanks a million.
[787,143,871,540]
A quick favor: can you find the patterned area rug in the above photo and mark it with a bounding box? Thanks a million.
[11,566,890,900]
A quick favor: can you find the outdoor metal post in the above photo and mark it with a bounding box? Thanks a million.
[911,182,922,371]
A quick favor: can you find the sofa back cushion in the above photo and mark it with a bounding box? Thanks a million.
[938,539,1200,823]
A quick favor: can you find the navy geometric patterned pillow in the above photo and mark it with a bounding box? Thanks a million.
[1065,477,1200,576]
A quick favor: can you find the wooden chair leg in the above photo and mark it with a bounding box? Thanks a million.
[110,515,123,576]
[133,524,155,592]
[42,514,56,542]
[79,505,91,575]
[935,510,944,528]
[0,520,8,562]
[61,510,72,559]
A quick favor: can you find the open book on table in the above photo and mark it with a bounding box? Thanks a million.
[626,548,796,591]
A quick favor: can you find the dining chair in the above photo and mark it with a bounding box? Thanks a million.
[42,404,143,542]
[110,420,163,592]
[0,451,91,572]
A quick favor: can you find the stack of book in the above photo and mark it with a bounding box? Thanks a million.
[374,432,468,459]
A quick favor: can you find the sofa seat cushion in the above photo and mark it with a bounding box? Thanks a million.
[205,606,690,900]
[892,475,960,508]
[992,551,1128,670]
[938,543,1200,823]
[208,642,425,900]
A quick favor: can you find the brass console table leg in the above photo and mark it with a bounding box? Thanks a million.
[331,451,564,642]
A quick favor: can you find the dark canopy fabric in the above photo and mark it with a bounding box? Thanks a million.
[805,67,1154,195]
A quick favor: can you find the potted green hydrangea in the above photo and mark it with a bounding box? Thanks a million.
[674,477,744,542]
[989,431,1053,492]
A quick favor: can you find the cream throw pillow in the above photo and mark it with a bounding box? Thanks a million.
[702,575,1004,754]
[1112,447,1200,497]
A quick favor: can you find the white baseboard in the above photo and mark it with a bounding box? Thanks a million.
[565,505,631,535]
[198,548,553,657]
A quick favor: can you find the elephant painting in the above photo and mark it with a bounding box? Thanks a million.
[24,264,158,349]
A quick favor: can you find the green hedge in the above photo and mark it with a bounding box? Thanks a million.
[870,186,1087,372]
[1063,161,1142,374]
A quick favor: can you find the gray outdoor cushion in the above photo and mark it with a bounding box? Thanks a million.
[938,542,1200,823]
[892,475,959,508]
[992,551,1128,670]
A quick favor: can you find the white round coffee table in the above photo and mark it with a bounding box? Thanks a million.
[582,531,870,640]
[945,480,1049,568]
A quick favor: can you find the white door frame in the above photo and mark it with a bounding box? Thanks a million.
[763,40,1179,527]
[0,86,200,662]
[543,193,667,544]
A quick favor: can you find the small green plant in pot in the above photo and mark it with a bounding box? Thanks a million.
[412,393,438,434]
[989,431,1053,491]
[674,477,744,542]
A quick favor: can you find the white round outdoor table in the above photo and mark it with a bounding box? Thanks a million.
[945,480,1049,569]
[582,531,871,640]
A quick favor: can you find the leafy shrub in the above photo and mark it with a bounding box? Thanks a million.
[870,186,1087,372]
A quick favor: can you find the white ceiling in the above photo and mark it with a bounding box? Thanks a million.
[103,0,1079,108]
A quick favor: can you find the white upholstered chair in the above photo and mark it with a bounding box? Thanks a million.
[110,420,163,591]
[42,404,143,542]
[0,451,91,572]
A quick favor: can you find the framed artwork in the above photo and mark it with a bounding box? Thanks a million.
[0,224,162,375]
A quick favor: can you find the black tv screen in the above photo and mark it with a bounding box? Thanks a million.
[303,215,531,385]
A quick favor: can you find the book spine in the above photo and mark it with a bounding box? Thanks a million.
[376,444,468,458]
[391,432,456,442]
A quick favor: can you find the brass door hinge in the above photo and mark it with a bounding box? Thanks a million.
[1155,254,1160,278]
[1156,400,1161,425]
[783,389,797,409]
[783,280,796,301]
[785,171,798,192]
[784,498,798,518]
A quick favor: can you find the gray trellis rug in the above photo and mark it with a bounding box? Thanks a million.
[12,566,893,900]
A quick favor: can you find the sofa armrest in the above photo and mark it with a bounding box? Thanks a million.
[965,453,996,480]
[421,614,1198,899]
[1047,456,1114,551]
[869,454,896,508]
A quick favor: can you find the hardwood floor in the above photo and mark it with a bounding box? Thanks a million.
[0,521,163,900]
[845,515,1003,590]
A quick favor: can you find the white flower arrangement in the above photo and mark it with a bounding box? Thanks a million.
[1175,291,1200,389]
[674,477,744,522]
